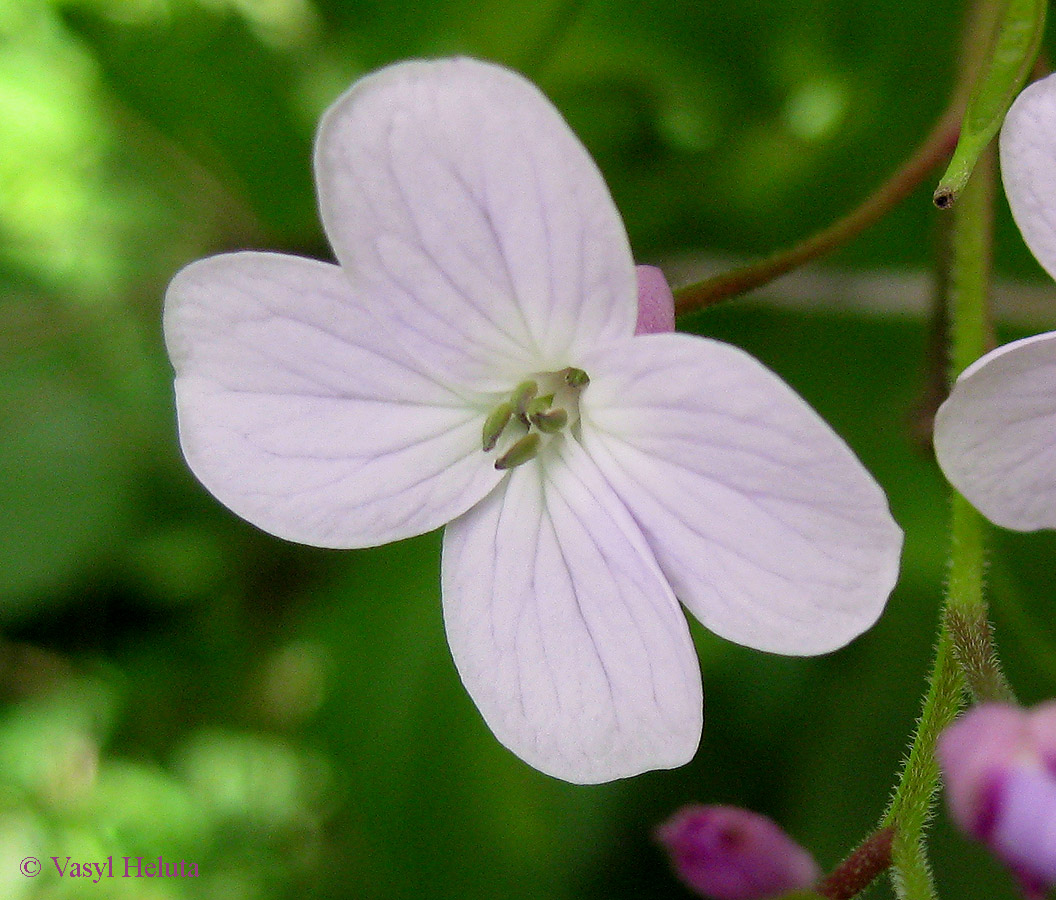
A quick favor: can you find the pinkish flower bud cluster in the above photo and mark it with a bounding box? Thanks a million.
[937,701,1056,896]
[656,804,821,900]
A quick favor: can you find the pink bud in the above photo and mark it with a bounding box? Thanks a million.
[635,265,676,334]
[938,701,1056,896]
[656,805,821,900]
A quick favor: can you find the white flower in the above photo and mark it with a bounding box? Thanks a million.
[935,73,1056,531]
[165,57,902,783]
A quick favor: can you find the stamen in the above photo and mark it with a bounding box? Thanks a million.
[511,380,538,424]
[494,433,541,470]
[481,401,514,452]
[525,394,554,418]
[530,407,568,433]
[561,367,590,388]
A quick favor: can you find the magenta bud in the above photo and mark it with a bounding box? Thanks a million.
[635,265,676,334]
[937,701,1056,895]
[656,805,821,900]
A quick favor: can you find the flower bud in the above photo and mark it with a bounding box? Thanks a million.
[937,701,1056,895]
[656,804,821,900]
[635,265,676,334]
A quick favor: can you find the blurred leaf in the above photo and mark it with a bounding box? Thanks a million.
[63,4,317,242]
[0,371,132,618]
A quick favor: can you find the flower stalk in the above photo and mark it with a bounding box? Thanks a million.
[944,496,1015,704]
[671,114,960,315]
[814,827,895,900]
[881,1,1025,892]
[672,0,1045,316]
[941,143,1014,704]
[881,625,964,900]
[881,35,991,900]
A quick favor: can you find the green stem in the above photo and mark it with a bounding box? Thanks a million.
[882,41,1004,899]
[671,0,1013,317]
[945,495,1016,703]
[941,143,1015,704]
[945,145,995,379]
[882,626,965,900]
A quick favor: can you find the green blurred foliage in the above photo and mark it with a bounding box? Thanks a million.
[1,0,1053,898]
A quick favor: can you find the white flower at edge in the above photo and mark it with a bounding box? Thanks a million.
[936,72,1056,531]
[165,57,903,784]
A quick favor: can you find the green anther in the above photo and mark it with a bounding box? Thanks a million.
[511,380,538,422]
[525,394,555,418]
[530,407,568,433]
[561,367,590,388]
[494,433,541,470]
[481,401,514,452]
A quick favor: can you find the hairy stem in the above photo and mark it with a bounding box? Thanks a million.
[815,827,896,900]
[941,143,1013,703]
[945,497,1016,704]
[882,625,965,900]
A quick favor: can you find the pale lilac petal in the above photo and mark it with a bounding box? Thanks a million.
[635,265,676,334]
[990,767,1056,891]
[934,332,1056,531]
[578,333,902,655]
[939,703,1056,895]
[315,57,637,390]
[441,436,702,783]
[165,252,503,548]
[1027,701,1056,768]
[936,703,1028,838]
[1000,73,1056,280]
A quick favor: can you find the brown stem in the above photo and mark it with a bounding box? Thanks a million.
[814,827,896,900]
[672,112,960,315]
[909,211,954,451]
[1033,46,1052,81]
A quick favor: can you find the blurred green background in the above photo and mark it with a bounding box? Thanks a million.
[3,0,1056,897]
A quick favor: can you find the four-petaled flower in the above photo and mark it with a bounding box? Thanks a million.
[936,73,1056,529]
[165,57,902,783]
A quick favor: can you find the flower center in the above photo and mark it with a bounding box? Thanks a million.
[481,367,590,470]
